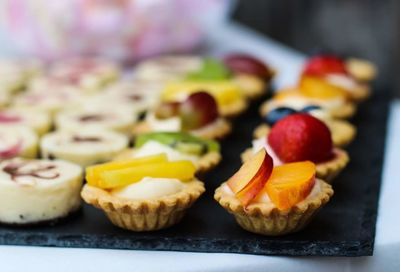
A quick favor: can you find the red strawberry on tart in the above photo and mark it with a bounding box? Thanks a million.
[242,113,349,182]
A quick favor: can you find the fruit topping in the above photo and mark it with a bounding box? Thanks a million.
[263,161,316,210]
[186,58,231,81]
[227,149,273,206]
[98,160,196,189]
[179,92,219,130]
[303,55,348,77]
[154,102,181,119]
[224,53,271,79]
[268,113,334,163]
[300,105,321,113]
[135,132,220,155]
[300,75,349,99]
[264,107,297,126]
[86,153,168,187]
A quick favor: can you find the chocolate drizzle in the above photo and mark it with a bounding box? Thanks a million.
[127,94,142,101]
[3,162,60,181]
[72,136,102,142]
[78,114,105,122]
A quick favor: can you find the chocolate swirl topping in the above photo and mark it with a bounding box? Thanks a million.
[3,161,60,181]
[72,136,102,142]
[78,114,105,122]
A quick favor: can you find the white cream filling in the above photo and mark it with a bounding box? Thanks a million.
[0,125,38,158]
[147,112,181,131]
[252,137,283,166]
[270,95,345,111]
[0,109,51,135]
[0,158,82,223]
[133,141,199,164]
[111,177,185,200]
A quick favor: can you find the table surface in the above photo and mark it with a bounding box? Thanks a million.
[1,23,399,272]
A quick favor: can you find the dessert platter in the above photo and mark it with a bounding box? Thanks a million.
[0,54,388,256]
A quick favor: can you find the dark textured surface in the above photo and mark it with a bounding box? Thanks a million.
[0,88,390,256]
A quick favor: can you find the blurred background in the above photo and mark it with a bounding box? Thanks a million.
[0,0,397,94]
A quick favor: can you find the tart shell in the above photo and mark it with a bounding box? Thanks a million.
[214,179,333,236]
[233,74,268,99]
[81,180,205,231]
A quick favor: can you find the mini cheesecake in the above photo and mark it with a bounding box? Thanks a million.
[41,129,129,167]
[46,57,120,92]
[55,107,137,135]
[0,125,38,160]
[12,89,83,116]
[0,158,82,225]
[0,108,51,136]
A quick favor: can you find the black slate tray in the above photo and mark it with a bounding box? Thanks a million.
[0,88,390,257]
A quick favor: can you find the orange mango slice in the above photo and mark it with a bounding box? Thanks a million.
[265,161,316,210]
[299,76,349,99]
[98,160,196,189]
[86,154,168,187]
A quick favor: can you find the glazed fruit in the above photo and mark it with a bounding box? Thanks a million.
[268,113,334,163]
[263,161,316,210]
[186,58,231,81]
[135,132,220,155]
[179,92,219,130]
[86,154,168,187]
[303,55,348,77]
[300,75,349,99]
[224,53,270,78]
[154,102,181,119]
[264,107,297,126]
[300,105,321,113]
[227,149,273,206]
[99,160,196,189]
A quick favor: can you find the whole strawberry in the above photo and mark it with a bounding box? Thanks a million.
[268,113,334,163]
[303,55,348,77]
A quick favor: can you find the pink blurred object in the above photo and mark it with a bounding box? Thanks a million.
[2,0,230,62]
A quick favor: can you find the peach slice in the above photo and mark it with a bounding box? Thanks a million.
[300,75,349,99]
[98,160,196,189]
[264,161,316,210]
[273,88,301,101]
[227,149,273,206]
[86,154,168,187]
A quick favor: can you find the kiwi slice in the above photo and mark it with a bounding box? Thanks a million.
[135,132,219,155]
[186,58,231,81]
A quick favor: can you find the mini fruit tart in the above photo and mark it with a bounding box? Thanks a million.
[242,114,349,182]
[115,132,221,173]
[223,53,274,99]
[81,155,205,231]
[255,105,356,147]
[0,125,38,160]
[41,129,129,167]
[0,158,82,225]
[215,149,333,236]
[39,57,120,93]
[133,92,232,140]
[301,55,376,102]
[0,108,51,136]
[260,86,356,119]
[55,107,137,135]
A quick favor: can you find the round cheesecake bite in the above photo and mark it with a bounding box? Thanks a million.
[242,114,349,182]
[0,108,51,136]
[41,129,129,167]
[82,155,205,231]
[0,125,38,160]
[0,158,82,225]
[116,132,221,173]
[55,107,137,135]
[134,92,231,140]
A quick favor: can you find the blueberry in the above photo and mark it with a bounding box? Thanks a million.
[300,105,321,113]
[265,107,297,126]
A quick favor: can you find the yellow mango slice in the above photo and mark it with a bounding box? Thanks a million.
[300,76,349,99]
[86,154,168,187]
[162,81,244,107]
[98,160,196,189]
